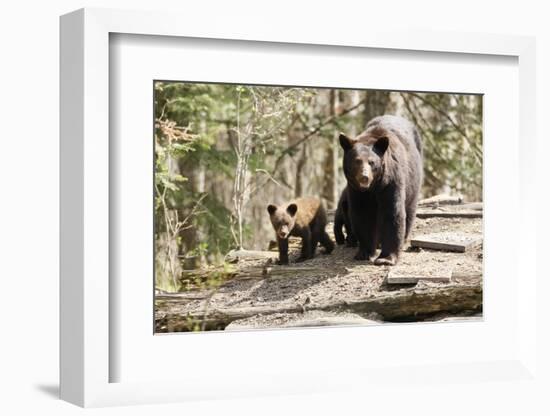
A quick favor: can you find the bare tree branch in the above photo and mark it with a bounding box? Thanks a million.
[270,98,366,175]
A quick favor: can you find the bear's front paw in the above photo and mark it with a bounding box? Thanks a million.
[374,254,397,266]
[296,256,308,263]
[346,239,358,248]
[322,244,334,255]
[277,258,289,265]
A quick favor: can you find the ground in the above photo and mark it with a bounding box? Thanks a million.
[155,210,483,332]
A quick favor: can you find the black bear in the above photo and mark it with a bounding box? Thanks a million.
[267,197,334,265]
[339,115,423,265]
[333,187,357,247]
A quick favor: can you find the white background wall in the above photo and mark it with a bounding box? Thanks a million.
[0,0,548,414]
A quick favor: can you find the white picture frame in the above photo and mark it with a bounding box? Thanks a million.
[60,8,538,408]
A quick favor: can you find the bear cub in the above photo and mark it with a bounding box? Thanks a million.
[339,115,423,265]
[267,197,334,265]
[333,187,357,247]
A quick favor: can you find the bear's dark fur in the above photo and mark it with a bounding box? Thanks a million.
[339,115,423,265]
[267,197,334,265]
[333,187,357,247]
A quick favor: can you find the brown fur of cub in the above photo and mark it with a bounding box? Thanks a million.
[267,197,334,265]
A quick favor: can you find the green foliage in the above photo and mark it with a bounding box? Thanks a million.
[179,262,238,292]
[194,194,234,259]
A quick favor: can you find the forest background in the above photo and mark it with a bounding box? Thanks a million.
[154,83,482,291]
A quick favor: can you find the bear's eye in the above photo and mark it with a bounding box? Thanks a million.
[354,158,362,165]
[368,160,375,166]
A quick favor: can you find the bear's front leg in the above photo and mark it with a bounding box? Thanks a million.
[309,227,320,258]
[344,206,358,247]
[350,200,377,261]
[297,228,312,262]
[334,214,346,245]
[354,226,377,261]
[345,225,358,248]
[375,188,405,266]
[277,237,289,265]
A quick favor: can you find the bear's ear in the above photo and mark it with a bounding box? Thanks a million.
[339,133,355,151]
[267,204,278,216]
[373,136,389,156]
[286,203,298,217]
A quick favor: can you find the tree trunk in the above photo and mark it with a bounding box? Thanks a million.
[294,144,307,198]
[322,90,338,209]
[363,90,391,126]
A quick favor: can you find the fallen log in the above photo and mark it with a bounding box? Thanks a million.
[416,210,482,219]
[155,274,482,332]
[225,249,278,262]
[156,291,214,301]
[225,311,381,331]
[416,201,483,219]
[459,202,483,211]
[418,194,464,207]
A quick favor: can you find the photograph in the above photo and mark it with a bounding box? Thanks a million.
[153,82,483,333]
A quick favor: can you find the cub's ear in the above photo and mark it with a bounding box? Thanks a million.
[339,133,355,151]
[286,203,298,217]
[267,204,278,216]
[373,136,389,156]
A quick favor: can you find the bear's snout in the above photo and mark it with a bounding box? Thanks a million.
[278,225,290,239]
[355,166,372,189]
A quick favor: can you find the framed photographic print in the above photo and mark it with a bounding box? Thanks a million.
[151,81,483,334]
[60,7,538,408]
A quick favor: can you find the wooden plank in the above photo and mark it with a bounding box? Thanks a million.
[410,233,482,252]
[386,259,455,284]
[416,210,482,219]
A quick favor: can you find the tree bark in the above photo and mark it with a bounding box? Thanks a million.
[363,90,391,126]
[322,90,338,209]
